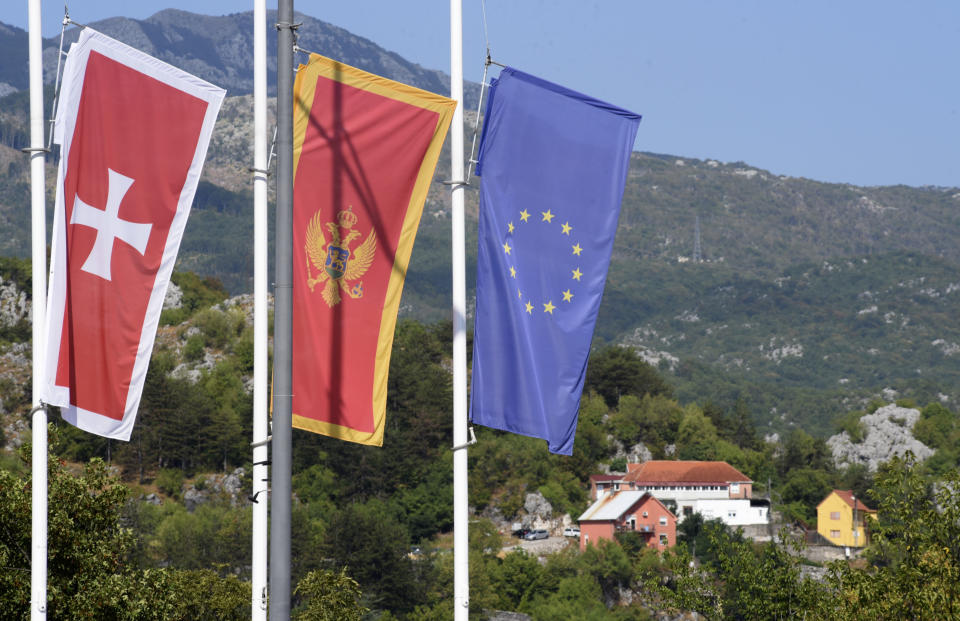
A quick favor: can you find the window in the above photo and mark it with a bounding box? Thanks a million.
[683,506,693,516]
[614,483,620,491]
[731,483,740,494]
[830,511,840,520]
[642,511,648,517]
[659,516,667,525]
[830,530,841,538]
[659,534,668,546]
[727,510,737,518]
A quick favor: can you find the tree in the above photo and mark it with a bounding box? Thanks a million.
[608,393,684,451]
[776,428,831,476]
[779,467,832,523]
[675,406,720,460]
[322,499,420,613]
[0,441,249,620]
[707,526,829,619]
[294,567,368,621]
[651,522,829,619]
[490,550,544,610]
[579,538,633,608]
[826,455,960,619]
[585,346,673,409]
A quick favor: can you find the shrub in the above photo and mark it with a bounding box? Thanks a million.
[156,468,184,500]
[184,334,206,362]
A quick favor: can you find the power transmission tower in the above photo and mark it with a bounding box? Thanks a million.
[693,214,702,263]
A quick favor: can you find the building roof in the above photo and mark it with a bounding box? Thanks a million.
[578,491,674,522]
[589,474,623,483]
[622,460,752,484]
[821,489,875,513]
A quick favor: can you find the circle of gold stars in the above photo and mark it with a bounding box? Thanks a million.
[502,208,583,317]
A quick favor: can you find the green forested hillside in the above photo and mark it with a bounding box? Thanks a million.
[4,280,960,617]
[600,251,960,434]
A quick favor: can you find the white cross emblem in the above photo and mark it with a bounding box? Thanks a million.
[71,168,152,281]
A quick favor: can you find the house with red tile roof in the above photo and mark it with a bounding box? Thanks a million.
[817,490,876,548]
[578,491,676,552]
[589,460,769,527]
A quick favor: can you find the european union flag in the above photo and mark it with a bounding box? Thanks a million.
[470,68,641,455]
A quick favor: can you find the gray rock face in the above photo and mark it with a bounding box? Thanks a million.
[523,491,553,521]
[0,276,29,328]
[183,466,248,511]
[609,437,652,465]
[627,442,653,464]
[827,404,935,471]
[163,282,183,310]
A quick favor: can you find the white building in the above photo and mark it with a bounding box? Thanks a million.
[597,460,770,527]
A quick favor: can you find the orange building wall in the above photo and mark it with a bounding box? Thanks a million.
[580,521,615,551]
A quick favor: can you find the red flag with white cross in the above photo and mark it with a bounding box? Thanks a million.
[41,29,224,440]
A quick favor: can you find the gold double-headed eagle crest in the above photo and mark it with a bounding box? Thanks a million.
[305,207,377,307]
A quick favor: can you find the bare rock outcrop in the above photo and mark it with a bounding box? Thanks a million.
[827,404,934,471]
[0,276,29,327]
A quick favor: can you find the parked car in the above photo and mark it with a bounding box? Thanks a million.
[524,529,549,540]
[512,528,531,539]
[563,527,580,537]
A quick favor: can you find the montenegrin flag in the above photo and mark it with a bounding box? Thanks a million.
[41,29,225,440]
[291,54,455,446]
[470,68,640,455]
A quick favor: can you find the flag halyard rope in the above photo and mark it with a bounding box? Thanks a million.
[46,4,87,151]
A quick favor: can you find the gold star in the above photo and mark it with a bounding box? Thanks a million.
[509,266,517,278]
[562,289,574,302]
[508,222,515,234]
[541,209,554,223]
[572,268,583,281]
[503,241,512,255]
[561,222,572,235]
[518,288,523,299]
[519,209,531,222]
[572,243,583,256]
[543,301,556,314]
[525,301,534,314]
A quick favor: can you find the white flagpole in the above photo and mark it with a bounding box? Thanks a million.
[27,0,48,619]
[251,0,269,619]
[449,0,469,619]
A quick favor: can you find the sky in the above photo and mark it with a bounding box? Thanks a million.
[5,1,960,188]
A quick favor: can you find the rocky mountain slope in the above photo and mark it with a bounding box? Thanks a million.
[0,10,481,103]
[2,11,960,435]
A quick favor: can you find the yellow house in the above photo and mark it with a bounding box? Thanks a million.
[817,489,876,548]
